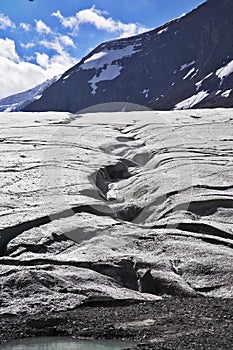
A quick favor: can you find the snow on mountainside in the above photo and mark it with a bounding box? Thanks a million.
[0,75,59,112]
[20,0,233,113]
[79,45,142,95]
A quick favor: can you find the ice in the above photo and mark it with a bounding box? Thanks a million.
[0,109,233,315]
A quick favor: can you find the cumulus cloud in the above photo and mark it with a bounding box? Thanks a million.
[35,19,52,34]
[39,35,75,54]
[0,38,20,62]
[52,10,77,30]
[0,12,15,30]
[45,52,76,76]
[36,52,49,68]
[52,6,148,37]
[20,22,31,32]
[0,38,76,99]
[40,39,63,54]
[20,42,35,49]
[0,55,46,99]
[36,36,77,77]
[35,46,76,77]
[59,35,76,48]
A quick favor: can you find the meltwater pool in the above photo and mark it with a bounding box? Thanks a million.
[1,337,133,350]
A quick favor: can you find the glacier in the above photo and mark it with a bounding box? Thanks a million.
[0,108,232,317]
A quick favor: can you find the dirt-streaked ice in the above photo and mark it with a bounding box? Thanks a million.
[0,109,232,315]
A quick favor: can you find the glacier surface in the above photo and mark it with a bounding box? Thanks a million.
[0,108,232,315]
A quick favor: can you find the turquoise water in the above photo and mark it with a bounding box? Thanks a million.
[1,337,133,350]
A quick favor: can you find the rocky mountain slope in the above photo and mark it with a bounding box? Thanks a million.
[0,108,232,319]
[22,0,233,113]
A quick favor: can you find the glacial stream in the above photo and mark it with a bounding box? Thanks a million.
[1,337,133,350]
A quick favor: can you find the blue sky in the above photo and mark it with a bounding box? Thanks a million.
[0,0,204,99]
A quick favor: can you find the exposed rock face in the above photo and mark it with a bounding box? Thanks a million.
[22,0,233,113]
[0,109,232,316]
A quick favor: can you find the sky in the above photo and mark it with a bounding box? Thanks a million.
[0,0,205,99]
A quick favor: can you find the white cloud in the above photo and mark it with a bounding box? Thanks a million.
[52,6,148,38]
[0,38,20,62]
[0,38,76,99]
[39,34,76,55]
[52,10,78,30]
[36,52,49,68]
[36,34,77,76]
[0,56,46,99]
[0,12,15,30]
[35,49,76,77]
[59,35,76,48]
[35,19,52,34]
[40,39,64,54]
[20,42,35,49]
[0,18,78,99]
[20,22,31,32]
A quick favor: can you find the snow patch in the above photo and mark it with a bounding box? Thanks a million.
[183,67,196,80]
[174,90,209,110]
[63,74,71,80]
[179,60,195,71]
[221,89,232,98]
[80,52,108,70]
[216,60,233,81]
[80,45,141,94]
[195,73,213,91]
[141,89,150,98]
[89,65,122,95]
[81,45,139,71]
[34,95,42,100]
[157,27,168,35]
[195,81,202,91]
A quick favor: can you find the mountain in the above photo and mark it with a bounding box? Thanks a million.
[20,1,233,112]
[0,76,59,112]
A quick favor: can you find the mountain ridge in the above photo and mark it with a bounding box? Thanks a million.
[4,0,233,112]
[0,76,59,112]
